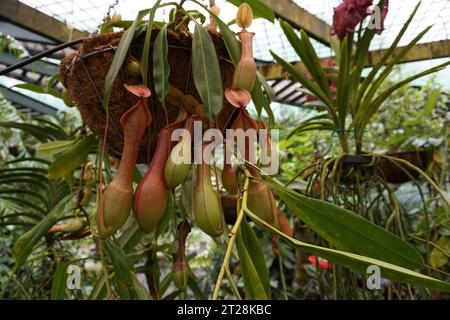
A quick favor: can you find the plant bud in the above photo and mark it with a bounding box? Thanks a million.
[222,162,238,195]
[211,5,221,16]
[164,118,194,189]
[133,127,171,234]
[165,140,192,189]
[193,161,224,237]
[172,221,191,290]
[172,261,189,290]
[111,12,122,22]
[80,185,92,207]
[208,5,221,32]
[125,58,141,77]
[62,88,74,107]
[236,3,253,29]
[48,218,87,234]
[246,167,276,224]
[232,32,256,92]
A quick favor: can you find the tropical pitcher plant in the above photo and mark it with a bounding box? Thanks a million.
[5,0,450,300]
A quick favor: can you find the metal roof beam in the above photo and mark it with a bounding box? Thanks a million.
[260,0,332,45]
[0,0,87,43]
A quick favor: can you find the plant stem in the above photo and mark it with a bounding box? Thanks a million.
[212,172,250,300]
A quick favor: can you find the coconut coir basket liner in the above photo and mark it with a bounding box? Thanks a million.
[60,30,236,164]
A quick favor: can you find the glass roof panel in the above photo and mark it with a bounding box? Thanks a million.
[17,0,450,62]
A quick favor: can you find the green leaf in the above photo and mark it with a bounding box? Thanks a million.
[153,23,170,108]
[429,237,450,269]
[51,261,69,300]
[236,218,271,299]
[355,60,450,131]
[104,239,132,284]
[264,179,424,270]
[13,83,61,99]
[48,135,95,180]
[246,208,450,292]
[271,52,335,116]
[88,221,145,300]
[12,192,76,268]
[251,78,274,123]
[423,89,441,119]
[0,121,58,143]
[131,273,152,300]
[190,0,240,65]
[299,29,330,95]
[357,1,421,106]
[103,9,150,109]
[336,36,350,124]
[227,0,275,22]
[256,72,275,103]
[36,139,76,158]
[141,0,161,85]
[192,22,223,119]
[360,25,433,109]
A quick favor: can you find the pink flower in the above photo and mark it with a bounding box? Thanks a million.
[325,58,336,68]
[332,0,373,40]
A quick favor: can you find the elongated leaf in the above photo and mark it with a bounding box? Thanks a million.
[12,192,76,268]
[213,11,240,64]
[227,0,275,22]
[141,0,162,85]
[263,179,424,270]
[357,1,421,106]
[361,25,433,108]
[256,72,275,103]
[104,239,132,284]
[336,36,350,124]
[131,273,151,300]
[251,78,274,123]
[13,83,61,99]
[89,221,145,300]
[246,208,450,292]
[0,121,57,142]
[271,52,335,114]
[48,135,95,180]
[36,139,76,158]
[153,23,170,108]
[429,237,450,269]
[103,9,149,109]
[236,218,271,299]
[355,61,450,131]
[299,29,330,95]
[51,261,69,300]
[192,22,223,119]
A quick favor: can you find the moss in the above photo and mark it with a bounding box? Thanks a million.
[60,30,236,164]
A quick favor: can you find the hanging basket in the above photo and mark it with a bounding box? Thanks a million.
[60,30,236,164]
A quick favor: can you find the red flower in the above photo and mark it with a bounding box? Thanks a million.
[308,255,333,270]
[332,0,373,40]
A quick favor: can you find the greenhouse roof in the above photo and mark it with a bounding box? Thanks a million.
[0,0,449,115]
[15,0,450,62]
